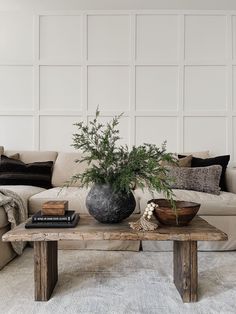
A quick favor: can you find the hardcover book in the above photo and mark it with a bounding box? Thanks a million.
[25,213,80,229]
[32,210,76,222]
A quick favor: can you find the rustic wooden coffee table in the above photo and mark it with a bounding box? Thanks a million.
[2,215,227,303]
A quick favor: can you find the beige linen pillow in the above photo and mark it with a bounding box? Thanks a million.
[0,147,19,160]
[180,151,210,158]
[0,153,20,160]
[162,155,192,167]
[177,155,192,167]
[8,153,20,160]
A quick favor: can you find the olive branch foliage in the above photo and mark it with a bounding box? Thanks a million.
[68,108,176,206]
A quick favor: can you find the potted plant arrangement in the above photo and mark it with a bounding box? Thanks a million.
[68,109,177,224]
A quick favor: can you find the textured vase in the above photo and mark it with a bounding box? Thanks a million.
[86,184,136,223]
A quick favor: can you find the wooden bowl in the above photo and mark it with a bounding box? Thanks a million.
[148,199,201,226]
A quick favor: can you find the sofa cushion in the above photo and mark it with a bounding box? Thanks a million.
[191,155,230,191]
[4,150,58,164]
[166,165,222,195]
[179,154,230,191]
[177,155,192,167]
[162,155,192,167]
[179,150,209,158]
[0,185,45,228]
[0,225,16,270]
[0,147,19,160]
[52,152,88,187]
[134,188,236,216]
[226,168,236,194]
[0,155,54,189]
[29,187,140,215]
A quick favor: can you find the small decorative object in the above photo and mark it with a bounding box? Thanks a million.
[42,200,68,216]
[129,202,159,231]
[149,199,201,226]
[68,108,176,224]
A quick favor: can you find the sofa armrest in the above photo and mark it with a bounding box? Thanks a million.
[226,168,236,194]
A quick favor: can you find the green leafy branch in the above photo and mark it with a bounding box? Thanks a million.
[68,108,176,204]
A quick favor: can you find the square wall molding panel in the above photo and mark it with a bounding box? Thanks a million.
[184,117,227,155]
[185,15,227,61]
[233,66,236,111]
[233,16,236,59]
[0,66,33,111]
[136,116,178,152]
[87,15,130,62]
[136,14,179,62]
[40,15,82,62]
[88,66,130,111]
[0,14,33,63]
[136,66,179,111]
[40,116,80,151]
[184,66,227,111]
[40,66,82,111]
[0,116,34,150]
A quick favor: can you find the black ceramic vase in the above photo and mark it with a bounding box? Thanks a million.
[86,184,136,223]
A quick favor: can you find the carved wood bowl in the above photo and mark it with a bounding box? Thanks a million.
[148,199,201,227]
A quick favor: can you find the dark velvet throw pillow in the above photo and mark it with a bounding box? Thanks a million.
[0,155,53,189]
[178,154,230,191]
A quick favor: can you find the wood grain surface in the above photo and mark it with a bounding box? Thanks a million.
[173,240,198,302]
[2,215,228,242]
[34,241,58,301]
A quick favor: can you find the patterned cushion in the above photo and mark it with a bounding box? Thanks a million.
[166,165,222,195]
[179,155,230,191]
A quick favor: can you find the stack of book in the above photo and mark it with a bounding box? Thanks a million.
[25,200,80,228]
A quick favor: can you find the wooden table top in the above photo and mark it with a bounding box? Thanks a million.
[2,215,228,243]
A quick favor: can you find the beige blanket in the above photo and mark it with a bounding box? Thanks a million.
[0,189,27,255]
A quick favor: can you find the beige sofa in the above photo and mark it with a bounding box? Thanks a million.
[1,149,236,270]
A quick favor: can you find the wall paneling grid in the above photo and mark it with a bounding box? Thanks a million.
[0,11,235,164]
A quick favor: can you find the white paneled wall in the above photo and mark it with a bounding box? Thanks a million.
[0,11,236,165]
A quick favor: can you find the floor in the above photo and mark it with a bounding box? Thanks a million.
[0,248,236,314]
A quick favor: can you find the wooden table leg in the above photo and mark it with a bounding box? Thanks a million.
[173,240,198,302]
[34,241,58,301]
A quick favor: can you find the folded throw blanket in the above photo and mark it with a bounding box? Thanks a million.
[0,189,27,255]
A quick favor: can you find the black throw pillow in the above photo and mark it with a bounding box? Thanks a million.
[0,155,53,189]
[178,154,230,191]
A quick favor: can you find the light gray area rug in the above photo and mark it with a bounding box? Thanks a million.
[0,248,236,314]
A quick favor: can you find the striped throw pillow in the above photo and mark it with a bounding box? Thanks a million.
[0,155,53,189]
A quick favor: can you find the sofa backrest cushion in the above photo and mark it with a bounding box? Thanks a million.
[225,167,236,194]
[4,150,58,164]
[52,152,88,187]
[0,146,3,155]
